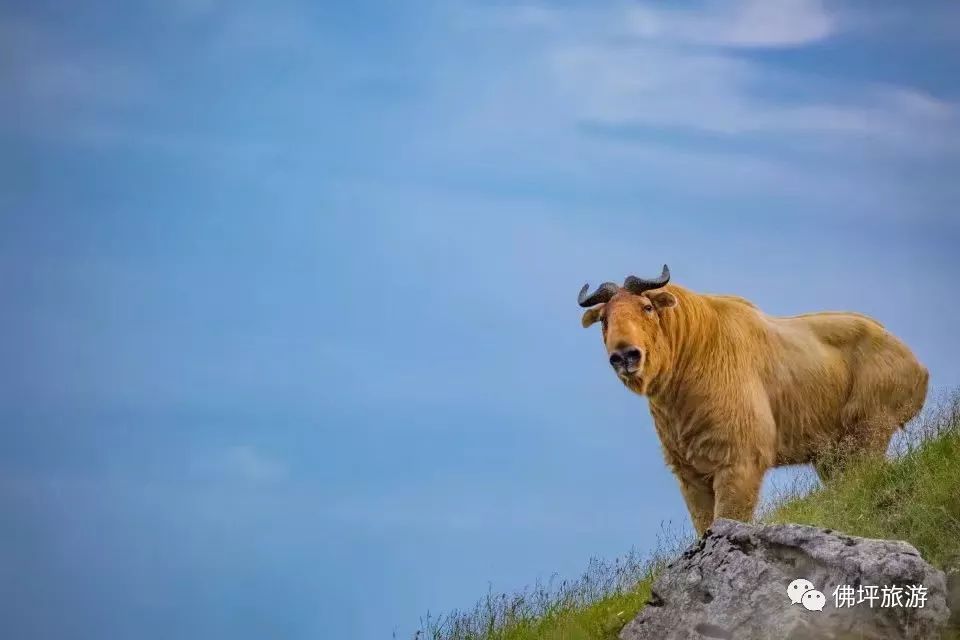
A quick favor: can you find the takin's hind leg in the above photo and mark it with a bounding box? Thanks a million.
[813,409,899,484]
[818,357,929,484]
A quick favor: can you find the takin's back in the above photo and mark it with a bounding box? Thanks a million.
[700,293,926,464]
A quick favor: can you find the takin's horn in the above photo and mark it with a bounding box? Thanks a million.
[623,264,671,294]
[577,282,620,308]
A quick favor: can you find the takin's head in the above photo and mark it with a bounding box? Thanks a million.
[578,265,678,395]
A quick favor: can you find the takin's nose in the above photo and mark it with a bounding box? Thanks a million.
[609,346,643,376]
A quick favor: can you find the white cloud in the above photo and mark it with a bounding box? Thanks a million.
[2,25,141,106]
[205,6,321,58]
[483,0,837,48]
[547,42,956,150]
[0,6,317,143]
[201,445,289,485]
[446,0,959,158]
[164,0,222,20]
[0,17,153,137]
[624,0,835,48]
[5,0,958,224]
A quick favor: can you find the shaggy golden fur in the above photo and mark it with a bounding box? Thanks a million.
[581,283,928,535]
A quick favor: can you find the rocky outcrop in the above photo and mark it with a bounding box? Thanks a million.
[620,519,951,640]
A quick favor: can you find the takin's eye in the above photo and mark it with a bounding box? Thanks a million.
[643,304,654,313]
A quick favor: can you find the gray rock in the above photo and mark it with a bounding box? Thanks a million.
[620,519,951,640]
[945,555,960,632]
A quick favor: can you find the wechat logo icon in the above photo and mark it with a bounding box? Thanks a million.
[787,578,825,612]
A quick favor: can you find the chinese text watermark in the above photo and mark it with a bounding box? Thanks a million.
[787,578,928,612]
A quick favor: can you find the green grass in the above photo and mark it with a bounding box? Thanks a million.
[411,391,960,640]
[764,391,960,568]
[409,542,678,640]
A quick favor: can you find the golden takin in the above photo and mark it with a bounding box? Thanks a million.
[577,265,928,535]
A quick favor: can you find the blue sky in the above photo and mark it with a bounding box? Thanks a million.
[2,1,959,638]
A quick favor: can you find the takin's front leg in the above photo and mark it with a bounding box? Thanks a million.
[676,472,715,536]
[712,461,766,525]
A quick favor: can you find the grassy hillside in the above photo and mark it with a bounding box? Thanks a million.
[412,392,960,640]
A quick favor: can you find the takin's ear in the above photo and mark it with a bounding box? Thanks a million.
[581,306,604,328]
[648,290,678,310]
